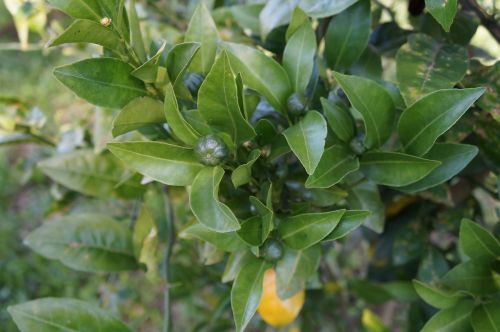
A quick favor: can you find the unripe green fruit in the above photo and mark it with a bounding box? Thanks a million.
[194,134,229,166]
[287,92,307,116]
[261,239,284,262]
[184,72,204,96]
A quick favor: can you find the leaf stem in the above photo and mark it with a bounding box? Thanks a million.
[162,188,175,332]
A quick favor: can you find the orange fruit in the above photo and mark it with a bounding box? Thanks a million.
[257,268,305,327]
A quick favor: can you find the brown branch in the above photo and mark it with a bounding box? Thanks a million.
[460,0,500,43]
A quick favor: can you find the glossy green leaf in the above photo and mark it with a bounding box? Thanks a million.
[360,151,440,187]
[460,218,500,264]
[38,149,142,198]
[232,149,261,188]
[230,4,263,33]
[47,0,129,39]
[426,0,458,32]
[231,257,270,332]
[8,298,132,332]
[198,51,256,144]
[107,141,204,186]
[166,42,200,99]
[283,22,316,93]
[471,302,500,332]
[299,0,359,18]
[396,33,468,105]
[325,0,370,70]
[323,210,369,241]
[131,41,167,83]
[321,97,355,142]
[222,42,291,114]
[412,280,465,309]
[398,143,478,192]
[347,180,385,233]
[279,209,345,249]
[249,195,274,241]
[180,222,247,252]
[442,261,497,295]
[421,300,474,332]
[185,2,219,75]
[190,167,241,233]
[306,145,359,188]
[333,72,395,148]
[283,111,327,175]
[24,214,139,272]
[259,0,296,39]
[54,58,147,108]
[286,7,309,40]
[50,19,124,53]
[236,216,269,246]
[398,88,485,156]
[128,0,146,62]
[276,245,320,299]
[164,83,200,145]
[112,96,164,137]
[222,251,251,283]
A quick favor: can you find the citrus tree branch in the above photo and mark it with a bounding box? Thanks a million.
[460,0,500,43]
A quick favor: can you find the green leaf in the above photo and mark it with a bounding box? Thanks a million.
[259,0,296,39]
[8,298,132,332]
[321,97,355,142]
[24,214,139,272]
[128,0,146,62]
[396,33,468,105]
[412,280,465,309]
[164,83,200,145]
[306,145,359,188]
[360,151,440,187]
[49,19,124,53]
[325,0,370,70]
[166,42,200,99]
[180,222,247,252]
[418,248,450,283]
[421,300,474,332]
[460,219,500,264]
[236,216,269,246]
[112,96,164,137]
[223,251,252,283]
[249,195,274,241]
[283,21,316,93]
[426,0,458,32]
[198,51,256,144]
[279,209,345,249]
[185,2,219,75]
[323,210,369,241]
[131,41,167,83]
[471,302,500,332]
[107,141,204,186]
[54,58,147,108]
[333,72,395,148]
[230,4,264,33]
[38,149,142,198]
[283,111,327,175]
[47,0,129,39]
[299,0,359,18]
[442,261,497,295]
[222,42,292,114]
[231,257,270,332]
[275,245,321,299]
[398,88,485,156]
[347,180,385,233]
[190,167,241,232]
[398,143,478,192]
[286,7,309,40]
[232,149,261,188]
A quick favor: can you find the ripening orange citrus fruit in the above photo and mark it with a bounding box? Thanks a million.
[257,268,305,327]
